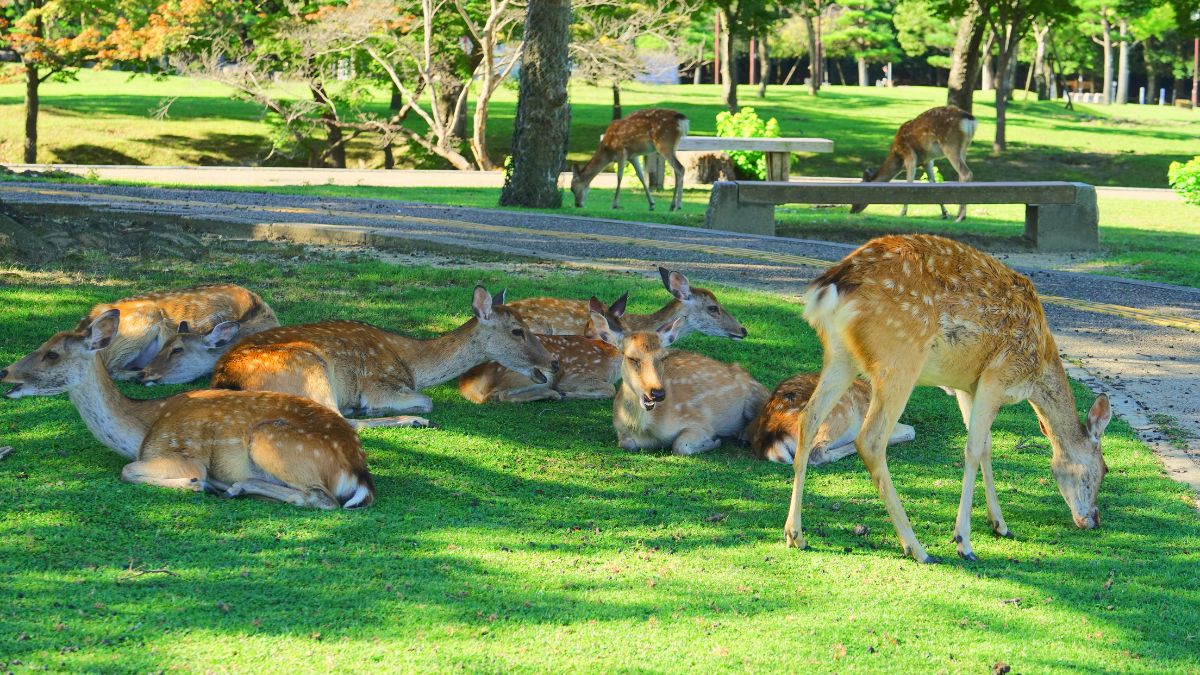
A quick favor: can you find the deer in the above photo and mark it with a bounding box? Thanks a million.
[783,234,1111,563]
[210,287,557,428]
[744,374,916,465]
[571,108,689,212]
[1,309,374,509]
[458,268,746,403]
[850,105,977,222]
[74,284,279,380]
[590,310,768,456]
[136,320,244,385]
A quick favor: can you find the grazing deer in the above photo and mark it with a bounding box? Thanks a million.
[591,311,768,456]
[850,105,977,222]
[76,284,279,380]
[743,374,915,465]
[211,287,557,428]
[571,108,689,212]
[1,309,373,509]
[784,234,1110,563]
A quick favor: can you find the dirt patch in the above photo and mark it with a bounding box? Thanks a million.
[0,203,205,264]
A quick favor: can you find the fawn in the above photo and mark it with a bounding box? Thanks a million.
[784,234,1110,562]
[2,309,373,509]
[76,284,278,380]
[571,108,689,212]
[211,287,556,428]
[850,105,977,221]
[743,374,915,465]
[591,311,768,456]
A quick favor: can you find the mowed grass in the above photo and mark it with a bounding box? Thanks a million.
[2,70,1198,186]
[0,242,1198,672]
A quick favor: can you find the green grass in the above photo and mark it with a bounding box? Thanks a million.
[1,241,1198,672]
[2,70,1198,186]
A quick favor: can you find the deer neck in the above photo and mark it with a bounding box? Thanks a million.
[627,300,686,333]
[386,319,487,390]
[1028,363,1089,463]
[872,152,905,182]
[66,356,164,460]
[579,147,617,184]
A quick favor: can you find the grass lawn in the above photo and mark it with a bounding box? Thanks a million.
[1,240,1198,672]
[2,70,1198,187]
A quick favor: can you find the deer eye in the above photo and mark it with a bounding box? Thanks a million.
[628,358,641,368]
[707,305,719,314]
[170,347,184,356]
[43,351,59,361]
[511,328,524,337]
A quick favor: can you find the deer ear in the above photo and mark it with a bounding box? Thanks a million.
[85,308,120,351]
[665,270,691,301]
[472,286,494,321]
[177,321,191,334]
[588,296,606,314]
[609,292,628,318]
[656,316,685,347]
[492,288,507,307]
[588,311,623,347]
[203,321,241,349]
[1086,394,1112,443]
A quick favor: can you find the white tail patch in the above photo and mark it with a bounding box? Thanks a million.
[678,116,690,138]
[960,117,978,140]
[334,471,358,500]
[802,284,841,327]
[342,484,370,509]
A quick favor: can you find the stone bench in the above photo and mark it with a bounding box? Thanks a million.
[645,137,834,187]
[703,181,1100,252]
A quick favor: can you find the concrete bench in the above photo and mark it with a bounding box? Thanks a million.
[645,137,834,187]
[703,181,1100,252]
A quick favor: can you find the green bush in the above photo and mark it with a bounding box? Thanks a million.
[1168,157,1200,206]
[714,107,781,180]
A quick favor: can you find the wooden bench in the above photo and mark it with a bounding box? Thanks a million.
[645,137,834,187]
[703,181,1100,252]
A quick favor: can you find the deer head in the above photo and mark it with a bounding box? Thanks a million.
[849,167,879,214]
[138,320,241,385]
[1046,395,1112,529]
[472,286,557,384]
[658,267,747,340]
[2,309,120,398]
[570,164,590,208]
[591,311,684,411]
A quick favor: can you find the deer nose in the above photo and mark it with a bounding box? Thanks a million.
[551,360,561,373]
[649,388,666,402]
[0,369,7,380]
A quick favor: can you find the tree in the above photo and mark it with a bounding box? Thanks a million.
[792,0,828,95]
[709,0,776,110]
[499,0,571,207]
[825,0,900,86]
[945,5,986,110]
[894,0,958,74]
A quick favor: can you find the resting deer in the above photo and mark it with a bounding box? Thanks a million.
[784,234,1110,563]
[137,320,246,385]
[744,374,916,465]
[591,311,768,456]
[1,309,373,509]
[571,108,689,212]
[212,287,556,428]
[75,284,279,380]
[850,105,977,222]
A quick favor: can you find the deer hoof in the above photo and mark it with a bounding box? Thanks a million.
[991,523,1014,539]
[785,530,809,550]
[958,550,979,562]
[918,553,942,564]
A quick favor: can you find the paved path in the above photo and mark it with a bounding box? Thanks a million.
[1,182,1197,495]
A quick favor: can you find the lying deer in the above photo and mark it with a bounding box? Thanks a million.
[212,287,556,428]
[744,374,915,465]
[591,311,768,456]
[785,234,1110,563]
[850,105,977,221]
[1,309,373,509]
[138,317,266,386]
[76,284,278,380]
[458,268,746,402]
[571,108,689,212]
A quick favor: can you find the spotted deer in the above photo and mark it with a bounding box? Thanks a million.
[850,105,977,222]
[211,287,556,428]
[591,311,768,456]
[1,309,373,509]
[743,374,915,465]
[75,284,279,380]
[784,234,1110,563]
[571,108,689,212]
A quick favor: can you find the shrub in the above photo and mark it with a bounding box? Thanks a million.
[714,107,781,180]
[1168,157,1200,206]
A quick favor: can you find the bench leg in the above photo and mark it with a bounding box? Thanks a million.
[766,152,790,182]
[704,182,775,235]
[1024,185,1099,251]
[645,154,666,191]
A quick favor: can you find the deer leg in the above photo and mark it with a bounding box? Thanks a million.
[667,152,686,211]
[981,448,1012,538]
[492,384,563,403]
[629,155,655,210]
[556,377,616,400]
[224,477,340,510]
[925,160,949,219]
[785,349,857,550]
[953,384,1002,561]
[900,158,917,217]
[120,454,212,493]
[945,149,973,222]
[672,428,721,456]
[612,150,626,209]
[351,384,433,427]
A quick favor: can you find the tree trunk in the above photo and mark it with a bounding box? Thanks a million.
[1033,24,1049,100]
[757,34,769,98]
[1144,37,1157,103]
[947,6,985,111]
[612,81,622,119]
[499,0,571,208]
[803,14,820,95]
[720,8,738,111]
[311,84,345,169]
[981,31,994,91]
[1115,17,1129,104]
[993,28,1020,153]
[1097,9,1113,103]
[857,57,868,86]
[23,63,39,164]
